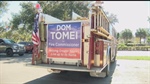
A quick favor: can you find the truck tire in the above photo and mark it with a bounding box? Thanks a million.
[102,50,111,77]
[60,71,68,74]
[89,66,110,78]
[111,48,117,63]
[18,53,24,56]
[6,49,13,57]
[89,49,111,78]
[90,72,106,78]
[105,61,110,77]
[111,55,116,63]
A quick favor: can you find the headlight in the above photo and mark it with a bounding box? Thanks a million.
[13,45,18,49]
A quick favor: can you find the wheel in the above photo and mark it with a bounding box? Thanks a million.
[102,54,110,77]
[6,49,13,57]
[106,54,111,77]
[25,51,28,53]
[60,71,68,74]
[18,53,24,56]
[111,48,117,63]
[111,55,116,63]
[90,72,106,78]
[105,62,110,77]
[111,50,117,63]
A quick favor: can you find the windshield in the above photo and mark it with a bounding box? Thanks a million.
[18,42,26,45]
[4,39,16,44]
[28,42,33,45]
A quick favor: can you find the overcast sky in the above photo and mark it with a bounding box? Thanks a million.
[102,1,150,35]
[1,1,150,35]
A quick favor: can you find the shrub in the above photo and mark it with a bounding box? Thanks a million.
[117,46,150,51]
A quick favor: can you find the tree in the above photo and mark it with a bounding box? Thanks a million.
[148,16,150,23]
[105,11,119,25]
[38,1,89,21]
[135,28,147,44]
[0,1,9,17]
[0,1,9,32]
[11,1,89,31]
[145,28,150,37]
[121,29,133,44]
[147,36,150,43]
[11,2,35,30]
[117,32,120,39]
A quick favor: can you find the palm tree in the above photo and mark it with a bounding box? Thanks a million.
[148,16,150,23]
[135,28,147,44]
[121,29,133,44]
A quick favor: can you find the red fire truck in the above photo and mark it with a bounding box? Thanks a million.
[30,2,117,78]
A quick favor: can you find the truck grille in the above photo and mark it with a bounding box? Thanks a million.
[19,46,24,50]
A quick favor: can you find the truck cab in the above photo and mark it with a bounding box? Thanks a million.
[0,38,26,57]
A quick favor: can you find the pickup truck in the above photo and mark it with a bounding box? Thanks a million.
[0,38,26,57]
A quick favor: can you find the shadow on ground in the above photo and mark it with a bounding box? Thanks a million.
[25,61,117,84]
[0,53,32,64]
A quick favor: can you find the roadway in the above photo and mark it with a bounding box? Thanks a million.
[0,53,149,84]
[117,51,150,56]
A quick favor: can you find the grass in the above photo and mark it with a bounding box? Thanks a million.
[117,56,150,60]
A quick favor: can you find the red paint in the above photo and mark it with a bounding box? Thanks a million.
[95,41,100,54]
[82,26,84,65]
[88,14,95,69]
[91,14,94,28]
[36,3,40,9]
[91,33,94,66]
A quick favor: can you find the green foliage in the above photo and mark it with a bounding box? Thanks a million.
[0,1,9,17]
[117,56,150,60]
[147,36,150,43]
[121,29,133,43]
[148,16,150,23]
[105,11,119,25]
[135,28,147,43]
[145,28,150,36]
[38,1,89,20]
[11,1,90,31]
[117,43,128,50]
[11,2,35,30]
[117,44,150,51]
[0,28,32,42]
[108,13,118,25]
[117,32,120,39]
[126,43,135,46]
[9,1,119,42]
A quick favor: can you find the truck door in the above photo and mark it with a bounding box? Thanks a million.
[0,39,6,53]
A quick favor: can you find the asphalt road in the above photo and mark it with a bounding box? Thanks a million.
[0,53,150,84]
[117,51,150,56]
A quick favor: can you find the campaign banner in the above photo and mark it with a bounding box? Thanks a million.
[47,22,82,59]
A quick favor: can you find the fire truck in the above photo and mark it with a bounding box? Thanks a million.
[30,1,117,78]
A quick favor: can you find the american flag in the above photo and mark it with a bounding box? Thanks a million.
[32,13,40,46]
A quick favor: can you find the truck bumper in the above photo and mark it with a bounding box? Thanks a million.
[26,63,105,73]
[13,49,26,54]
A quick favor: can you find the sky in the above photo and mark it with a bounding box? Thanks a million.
[102,1,150,35]
[0,1,150,35]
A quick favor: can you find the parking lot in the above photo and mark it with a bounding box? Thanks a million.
[0,53,150,84]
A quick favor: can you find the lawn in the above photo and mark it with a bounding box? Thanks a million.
[117,56,150,60]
